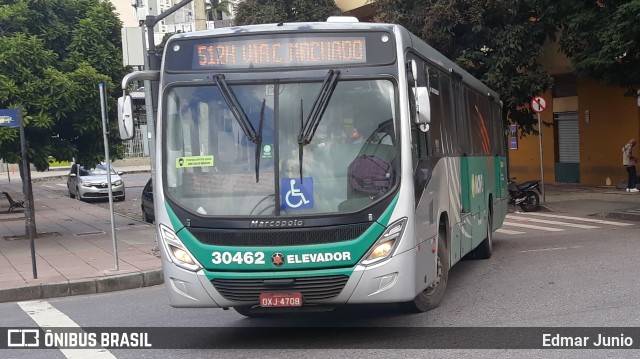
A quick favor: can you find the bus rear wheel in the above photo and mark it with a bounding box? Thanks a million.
[400,230,449,313]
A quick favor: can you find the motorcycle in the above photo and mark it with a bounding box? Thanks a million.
[508,178,542,212]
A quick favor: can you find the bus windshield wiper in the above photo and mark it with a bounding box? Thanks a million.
[254,99,266,183]
[213,74,257,143]
[296,69,340,179]
[298,69,340,145]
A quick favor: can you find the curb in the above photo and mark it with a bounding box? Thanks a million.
[605,210,640,222]
[539,204,555,212]
[0,269,163,304]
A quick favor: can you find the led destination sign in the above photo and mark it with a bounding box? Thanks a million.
[192,36,367,69]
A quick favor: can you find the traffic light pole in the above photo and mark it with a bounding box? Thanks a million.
[145,0,194,71]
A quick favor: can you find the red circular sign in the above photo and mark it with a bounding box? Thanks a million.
[531,96,547,113]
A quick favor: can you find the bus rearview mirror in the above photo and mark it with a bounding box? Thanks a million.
[414,86,431,126]
[118,95,135,141]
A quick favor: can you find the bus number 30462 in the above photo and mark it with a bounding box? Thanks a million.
[212,251,266,265]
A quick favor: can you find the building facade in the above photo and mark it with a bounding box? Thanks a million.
[111,0,235,45]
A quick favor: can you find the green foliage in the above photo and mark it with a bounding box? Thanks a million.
[234,0,342,25]
[205,0,232,21]
[542,0,640,91]
[374,0,556,134]
[155,32,176,55]
[0,0,127,172]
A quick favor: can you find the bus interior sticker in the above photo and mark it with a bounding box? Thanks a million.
[176,155,215,168]
[261,144,274,159]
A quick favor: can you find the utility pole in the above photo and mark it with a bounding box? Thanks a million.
[194,0,207,31]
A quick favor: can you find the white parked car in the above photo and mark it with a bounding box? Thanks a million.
[67,163,125,201]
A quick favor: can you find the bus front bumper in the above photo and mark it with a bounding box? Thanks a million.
[163,248,418,309]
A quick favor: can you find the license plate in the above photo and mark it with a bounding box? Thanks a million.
[259,292,303,307]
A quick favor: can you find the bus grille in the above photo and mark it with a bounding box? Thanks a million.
[189,223,371,246]
[211,275,349,303]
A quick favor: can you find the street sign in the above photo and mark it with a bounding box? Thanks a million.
[530,96,546,204]
[0,109,20,128]
[531,96,547,113]
[509,125,518,150]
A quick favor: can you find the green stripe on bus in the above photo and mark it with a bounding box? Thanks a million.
[163,194,399,273]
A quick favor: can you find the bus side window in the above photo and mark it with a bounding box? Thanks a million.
[465,88,490,155]
[425,64,445,155]
[492,102,505,156]
[411,123,428,169]
[438,70,457,154]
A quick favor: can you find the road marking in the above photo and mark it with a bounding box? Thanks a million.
[518,245,582,253]
[506,215,599,229]
[57,184,67,187]
[520,212,633,226]
[502,221,565,232]
[17,300,116,359]
[496,228,526,235]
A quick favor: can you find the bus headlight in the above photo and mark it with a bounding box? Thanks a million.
[159,224,202,272]
[360,218,407,265]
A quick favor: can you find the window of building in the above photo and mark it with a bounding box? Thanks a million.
[552,74,577,98]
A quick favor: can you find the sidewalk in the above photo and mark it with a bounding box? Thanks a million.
[0,157,161,303]
[1,160,640,303]
[539,183,640,220]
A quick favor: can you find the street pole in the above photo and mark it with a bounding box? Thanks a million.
[100,83,119,271]
[18,110,37,279]
[194,0,207,31]
[140,23,156,178]
[537,112,545,203]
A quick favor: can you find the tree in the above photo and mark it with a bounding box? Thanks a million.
[373,0,557,133]
[205,0,232,21]
[0,0,128,175]
[541,0,640,92]
[234,0,342,26]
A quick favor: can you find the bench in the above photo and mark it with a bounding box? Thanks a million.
[2,191,25,212]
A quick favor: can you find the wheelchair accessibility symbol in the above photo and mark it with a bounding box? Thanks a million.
[281,177,314,210]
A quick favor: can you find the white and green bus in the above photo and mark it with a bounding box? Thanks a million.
[119,18,507,316]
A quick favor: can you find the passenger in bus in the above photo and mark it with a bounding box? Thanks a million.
[333,117,363,144]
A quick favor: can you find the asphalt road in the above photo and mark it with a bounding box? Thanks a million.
[0,179,640,358]
[2,214,639,358]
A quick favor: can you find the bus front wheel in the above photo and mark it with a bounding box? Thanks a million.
[400,230,449,313]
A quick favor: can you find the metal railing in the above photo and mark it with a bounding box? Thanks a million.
[124,125,147,157]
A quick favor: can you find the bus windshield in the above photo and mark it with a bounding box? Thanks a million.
[164,79,398,216]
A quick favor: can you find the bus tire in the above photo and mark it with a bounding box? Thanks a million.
[473,210,493,259]
[400,230,449,313]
